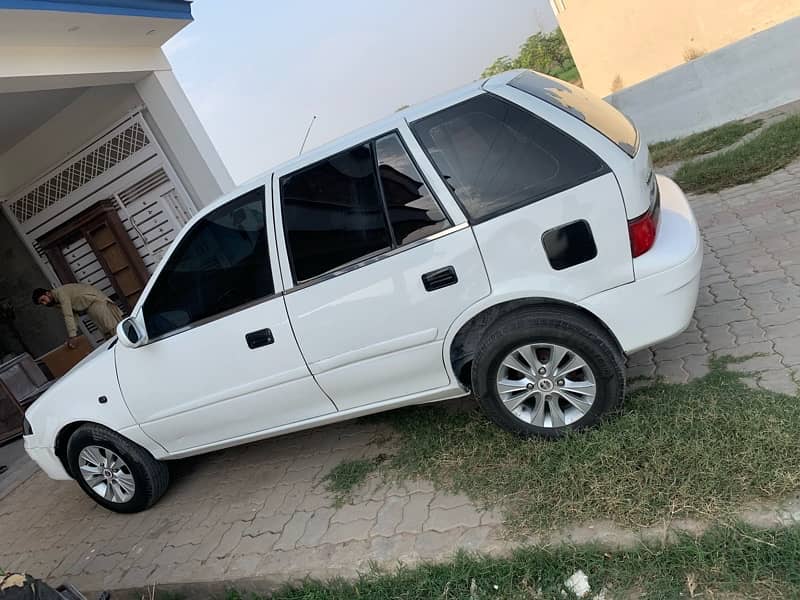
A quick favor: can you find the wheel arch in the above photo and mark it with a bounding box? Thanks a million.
[447,297,623,389]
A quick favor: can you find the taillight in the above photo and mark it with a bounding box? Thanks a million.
[628,211,658,257]
[628,174,660,258]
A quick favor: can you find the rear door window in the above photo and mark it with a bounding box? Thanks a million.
[375,133,449,244]
[411,94,609,223]
[280,133,452,283]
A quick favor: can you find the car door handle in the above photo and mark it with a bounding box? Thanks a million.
[245,328,274,349]
[421,266,458,292]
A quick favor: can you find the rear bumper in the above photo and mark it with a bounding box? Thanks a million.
[583,176,702,354]
[24,442,71,480]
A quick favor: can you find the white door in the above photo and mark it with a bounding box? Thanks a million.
[116,185,336,453]
[274,132,490,411]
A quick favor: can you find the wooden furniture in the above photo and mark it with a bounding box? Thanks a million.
[37,336,93,379]
[0,354,53,443]
[38,199,149,312]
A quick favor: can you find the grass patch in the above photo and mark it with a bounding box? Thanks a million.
[352,359,800,535]
[246,524,800,599]
[323,455,386,506]
[649,119,762,166]
[675,114,800,193]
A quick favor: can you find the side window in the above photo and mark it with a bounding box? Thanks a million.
[281,144,391,282]
[411,94,609,222]
[375,133,449,244]
[143,187,274,339]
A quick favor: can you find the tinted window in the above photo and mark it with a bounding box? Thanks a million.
[411,94,608,222]
[375,133,449,244]
[509,70,639,157]
[281,144,391,282]
[143,187,273,339]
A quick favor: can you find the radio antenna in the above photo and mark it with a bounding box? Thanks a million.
[298,115,317,156]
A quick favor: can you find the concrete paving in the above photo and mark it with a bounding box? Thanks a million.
[1,156,799,593]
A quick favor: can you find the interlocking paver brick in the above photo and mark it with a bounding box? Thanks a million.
[190,521,230,562]
[729,355,786,373]
[396,492,434,534]
[232,532,279,556]
[298,508,335,547]
[683,354,711,379]
[757,369,799,395]
[702,324,736,352]
[424,504,482,532]
[654,359,688,384]
[321,519,373,545]
[773,338,800,366]
[273,511,312,551]
[414,528,464,559]
[695,299,751,326]
[246,512,293,537]
[730,320,768,344]
[372,495,408,537]
[331,500,382,524]
[654,343,707,361]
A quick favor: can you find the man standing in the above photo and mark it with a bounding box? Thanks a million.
[32,283,124,347]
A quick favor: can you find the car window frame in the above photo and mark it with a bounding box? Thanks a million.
[278,128,456,289]
[409,92,611,225]
[138,184,282,345]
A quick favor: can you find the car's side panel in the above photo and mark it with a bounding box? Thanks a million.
[280,227,491,411]
[23,345,168,471]
[116,296,337,453]
[471,173,633,301]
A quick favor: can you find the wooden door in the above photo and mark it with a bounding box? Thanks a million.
[39,200,149,313]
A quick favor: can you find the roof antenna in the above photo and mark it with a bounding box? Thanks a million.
[298,115,317,156]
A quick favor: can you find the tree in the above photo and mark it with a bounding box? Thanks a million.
[481,28,580,85]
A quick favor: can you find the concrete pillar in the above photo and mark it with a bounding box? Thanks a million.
[135,64,233,207]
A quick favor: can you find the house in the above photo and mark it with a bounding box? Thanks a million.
[0,0,232,366]
[550,0,800,95]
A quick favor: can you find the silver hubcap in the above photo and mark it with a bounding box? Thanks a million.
[496,342,597,428]
[78,445,136,503]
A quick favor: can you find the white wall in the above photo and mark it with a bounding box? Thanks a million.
[606,17,800,143]
[136,68,234,207]
[0,84,143,196]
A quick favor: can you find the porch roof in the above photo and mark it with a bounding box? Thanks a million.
[0,0,191,20]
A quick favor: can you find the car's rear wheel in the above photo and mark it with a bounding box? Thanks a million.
[67,424,169,512]
[471,307,625,438]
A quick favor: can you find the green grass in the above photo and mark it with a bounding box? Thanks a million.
[323,455,386,507]
[331,359,800,535]
[553,65,580,84]
[649,120,762,166]
[242,524,800,599]
[675,114,800,193]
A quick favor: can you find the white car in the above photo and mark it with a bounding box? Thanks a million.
[24,70,702,512]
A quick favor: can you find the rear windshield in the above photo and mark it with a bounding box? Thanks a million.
[508,70,639,157]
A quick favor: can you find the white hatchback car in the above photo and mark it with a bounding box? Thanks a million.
[24,70,702,512]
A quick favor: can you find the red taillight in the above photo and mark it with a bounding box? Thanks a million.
[628,172,660,258]
[628,211,658,257]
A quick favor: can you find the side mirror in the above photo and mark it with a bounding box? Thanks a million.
[116,315,147,348]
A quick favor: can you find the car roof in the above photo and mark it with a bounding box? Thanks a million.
[190,70,536,222]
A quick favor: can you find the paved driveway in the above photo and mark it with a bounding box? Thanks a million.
[1,159,799,592]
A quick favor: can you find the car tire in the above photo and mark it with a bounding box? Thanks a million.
[471,307,625,438]
[67,424,169,513]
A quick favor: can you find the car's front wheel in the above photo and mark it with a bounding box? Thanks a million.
[67,424,169,512]
[471,307,625,438]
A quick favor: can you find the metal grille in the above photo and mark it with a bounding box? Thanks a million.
[10,122,150,223]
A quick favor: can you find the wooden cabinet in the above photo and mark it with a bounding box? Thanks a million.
[39,200,150,313]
